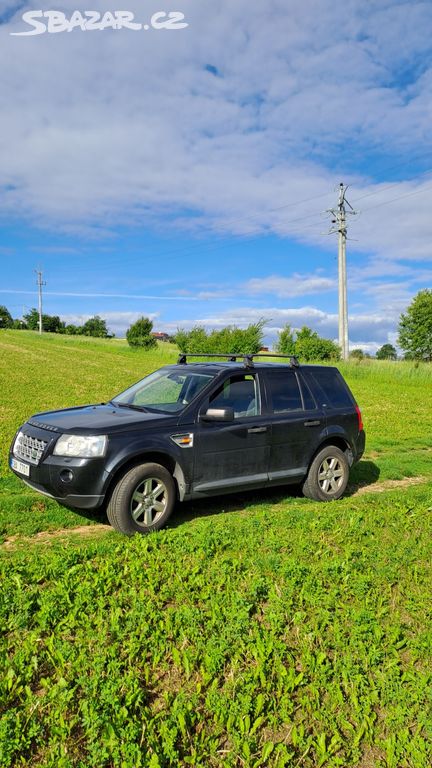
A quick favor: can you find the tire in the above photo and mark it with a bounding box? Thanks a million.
[302,445,349,502]
[106,462,176,535]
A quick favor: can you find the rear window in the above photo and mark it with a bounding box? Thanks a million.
[306,368,354,408]
[266,371,303,413]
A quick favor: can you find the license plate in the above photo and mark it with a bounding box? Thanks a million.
[11,458,30,477]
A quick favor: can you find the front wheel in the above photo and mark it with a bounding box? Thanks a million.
[106,462,176,535]
[302,445,349,502]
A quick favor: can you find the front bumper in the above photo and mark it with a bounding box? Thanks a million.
[9,423,109,510]
[21,477,104,509]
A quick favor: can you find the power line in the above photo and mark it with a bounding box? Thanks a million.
[110,208,331,270]
[96,153,432,269]
[351,166,432,204]
[353,151,432,184]
[122,167,432,266]
[360,180,432,211]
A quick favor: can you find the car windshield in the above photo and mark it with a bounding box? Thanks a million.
[112,369,214,414]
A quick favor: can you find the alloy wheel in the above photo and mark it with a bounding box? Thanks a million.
[130,477,168,528]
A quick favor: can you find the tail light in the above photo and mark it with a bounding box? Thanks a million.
[355,405,363,432]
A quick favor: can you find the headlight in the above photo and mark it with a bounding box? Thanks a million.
[53,434,107,458]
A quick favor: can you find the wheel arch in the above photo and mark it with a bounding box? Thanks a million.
[311,436,354,468]
[103,451,187,506]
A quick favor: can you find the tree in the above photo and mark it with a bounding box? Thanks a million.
[43,315,64,333]
[349,349,364,360]
[0,305,13,329]
[126,317,157,349]
[23,308,64,333]
[23,308,40,330]
[398,290,432,361]
[376,343,397,360]
[23,308,61,332]
[81,316,109,338]
[276,324,295,355]
[294,326,341,362]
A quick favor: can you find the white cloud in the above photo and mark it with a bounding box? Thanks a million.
[245,273,336,298]
[0,0,432,266]
[170,272,336,300]
[0,289,200,301]
[1,0,432,354]
[61,310,159,336]
[162,303,400,348]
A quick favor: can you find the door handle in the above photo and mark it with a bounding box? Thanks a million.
[304,420,321,427]
[248,426,268,433]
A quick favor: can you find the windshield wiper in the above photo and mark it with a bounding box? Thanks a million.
[111,401,148,412]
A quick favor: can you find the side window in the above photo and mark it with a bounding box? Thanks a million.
[298,375,317,410]
[308,369,353,408]
[209,374,260,419]
[266,371,302,413]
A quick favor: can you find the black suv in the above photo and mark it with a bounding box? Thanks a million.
[10,354,365,535]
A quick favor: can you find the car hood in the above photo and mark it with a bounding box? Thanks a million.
[28,403,177,434]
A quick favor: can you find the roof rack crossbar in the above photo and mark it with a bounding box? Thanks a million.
[176,353,300,368]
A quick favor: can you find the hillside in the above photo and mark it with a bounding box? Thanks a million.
[0,330,431,767]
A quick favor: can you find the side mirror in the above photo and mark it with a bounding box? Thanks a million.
[200,406,234,422]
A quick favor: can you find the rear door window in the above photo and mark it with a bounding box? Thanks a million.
[266,371,303,413]
[298,375,317,410]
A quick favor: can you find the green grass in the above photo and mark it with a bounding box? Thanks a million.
[0,330,431,767]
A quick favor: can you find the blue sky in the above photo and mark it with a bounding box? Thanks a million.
[1,0,432,351]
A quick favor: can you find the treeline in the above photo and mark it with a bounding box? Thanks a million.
[2,287,431,360]
[174,320,267,355]
[0,306,112,338]
[175,321,341,361]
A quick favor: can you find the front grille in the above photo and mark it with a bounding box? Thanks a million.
[14,432,48,465]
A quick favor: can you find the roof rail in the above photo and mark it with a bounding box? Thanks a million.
[176,353,300,369]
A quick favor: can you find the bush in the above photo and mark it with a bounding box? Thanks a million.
[126,317,157,349]
[294,327,341,362]
[64,324,80,335]
[174,320,266,355]
[276,324,296,355]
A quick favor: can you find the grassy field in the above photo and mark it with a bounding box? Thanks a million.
[0,330,431,767]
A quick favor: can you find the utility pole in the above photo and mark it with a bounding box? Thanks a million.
[327,184,357,360]
[35,269,46,334]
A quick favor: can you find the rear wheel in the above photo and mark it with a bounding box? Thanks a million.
[302,445,349,502]
[106,462,176,535]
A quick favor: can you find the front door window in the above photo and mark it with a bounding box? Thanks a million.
[208,373,260,419]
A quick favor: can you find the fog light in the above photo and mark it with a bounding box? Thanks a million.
[60,469,74,484]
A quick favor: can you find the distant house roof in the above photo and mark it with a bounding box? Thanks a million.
[152,331,170,340]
